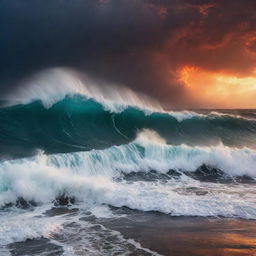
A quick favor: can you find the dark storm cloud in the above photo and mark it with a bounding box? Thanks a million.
[0,0,171,97]
[0,0,255,106]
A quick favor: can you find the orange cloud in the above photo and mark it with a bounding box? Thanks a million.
[178,66,256,108]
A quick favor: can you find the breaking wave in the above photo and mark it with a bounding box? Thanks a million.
[0,129,256,219]
[1,95,256,159]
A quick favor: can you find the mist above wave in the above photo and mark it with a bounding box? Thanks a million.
[5,68,164,113]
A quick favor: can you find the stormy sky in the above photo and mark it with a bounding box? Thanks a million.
[1,0,256,108]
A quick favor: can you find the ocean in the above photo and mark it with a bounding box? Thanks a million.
[0,89,256,255]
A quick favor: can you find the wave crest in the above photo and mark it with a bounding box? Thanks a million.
[6,68,164,113]
[0,129,256,218]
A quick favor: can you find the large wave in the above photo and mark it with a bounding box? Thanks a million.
[1,94,256,158]
[1,68,256,159]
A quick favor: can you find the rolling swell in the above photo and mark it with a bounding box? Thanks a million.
[0,95,256,159]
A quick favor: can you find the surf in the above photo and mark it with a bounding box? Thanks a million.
[0,129,256,219]
[0,68,256,221]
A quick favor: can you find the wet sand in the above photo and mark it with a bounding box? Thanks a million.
[97,209,256,256]
[8,207,256,256]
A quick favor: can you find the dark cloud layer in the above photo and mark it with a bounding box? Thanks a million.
[0,0,255,107]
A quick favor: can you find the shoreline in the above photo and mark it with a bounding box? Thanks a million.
[97,209,256,256]
[6,206,256,256]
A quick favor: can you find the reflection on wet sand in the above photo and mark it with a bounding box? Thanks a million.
[96,209,256,256]
[6,207,256,256]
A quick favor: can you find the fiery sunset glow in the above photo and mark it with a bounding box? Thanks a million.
[178,66,256,108]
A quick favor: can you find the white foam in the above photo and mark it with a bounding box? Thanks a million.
[0,205,65,246]
[167,110,205,122]
[209,111,256,121]
[54,214,162,256]
[0,154,115,206]
[106,180,256,218]
[51,131,256,178]
[89,205,115,218]
[136,128,167,145]
[0,130,256,219]
[126,238,163,256]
